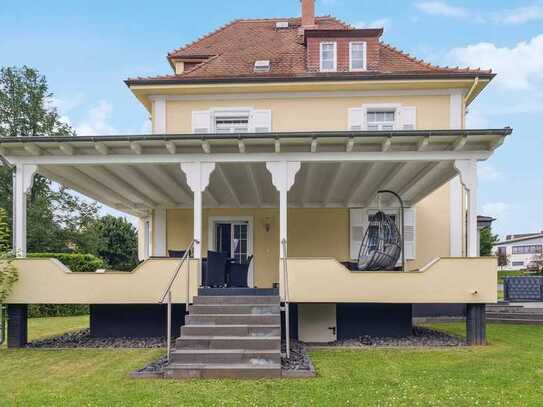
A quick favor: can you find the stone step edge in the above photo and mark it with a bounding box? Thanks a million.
[187,314,280,318]
[171,348,280,354]
[165,363,281,369]
[177,336,281,340]
[183,324,281,328]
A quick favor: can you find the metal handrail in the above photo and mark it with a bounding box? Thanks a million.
[0,305,6,346]
[159,239,198,361]
[281,238,290,359]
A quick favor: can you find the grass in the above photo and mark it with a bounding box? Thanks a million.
[1,318,543,406]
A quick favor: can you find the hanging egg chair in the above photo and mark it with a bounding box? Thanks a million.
[357,210,402,271]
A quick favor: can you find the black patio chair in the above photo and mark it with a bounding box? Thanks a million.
[168,250,186,258]
[205,250,228,287]
[228,255,253,288]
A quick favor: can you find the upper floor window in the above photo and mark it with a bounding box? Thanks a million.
[349,41,367,71]
[367,110,395,131]
[320,42,337,72]
[512,245,543,255]
[215,115,249,133]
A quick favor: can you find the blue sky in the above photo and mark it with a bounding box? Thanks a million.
[1,0,541,238]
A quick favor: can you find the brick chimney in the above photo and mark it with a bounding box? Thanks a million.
[301,0,316,27]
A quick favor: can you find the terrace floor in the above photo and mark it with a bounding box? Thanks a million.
[1,316,541,406]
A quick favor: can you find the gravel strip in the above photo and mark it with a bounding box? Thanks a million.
[328,326,465,347]
[282,339,313,371]
[26,329,167,349]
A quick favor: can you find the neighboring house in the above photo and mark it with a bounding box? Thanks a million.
[1,0,510,370]
[492,233,543,271]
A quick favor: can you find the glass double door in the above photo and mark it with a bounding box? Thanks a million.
[214,221,249,263]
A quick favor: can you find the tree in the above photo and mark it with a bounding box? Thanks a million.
[0,66,74,138]
[0,66,98,252]
[92,216,138,271]
[480,227,499,256]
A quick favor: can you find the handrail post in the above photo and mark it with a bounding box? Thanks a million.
[282,238,290,360]
[166,291,172,362]
[159,239,199,362]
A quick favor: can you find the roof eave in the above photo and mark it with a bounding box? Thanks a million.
[125,72,496,87]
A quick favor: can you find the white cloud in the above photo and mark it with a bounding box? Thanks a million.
[415,1,469,18]
[414,1,543,24]
[447,34,543,90]
[354,18,391,29]
[482,202,509,220]
[494,4,543,24]
[478,163,501,181]
[75,100,118,136]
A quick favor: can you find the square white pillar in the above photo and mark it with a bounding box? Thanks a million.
[13,164,36,258]
[454,160,478,257]
[180,162,215,259]
[266,161,301,258]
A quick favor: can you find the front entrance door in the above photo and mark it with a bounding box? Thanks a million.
[209,217,254,287]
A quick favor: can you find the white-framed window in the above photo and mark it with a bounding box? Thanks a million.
[349,41,367,71]
[367,109,396,131]
[214,115,250,133]
[320,42,337,72]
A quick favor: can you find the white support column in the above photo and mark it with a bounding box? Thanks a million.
[180,162,215,258]
[266,161,301,257]
[449,176,463,257]
[152,208,167,257]
[137,215,152,260]
[454,160,478,257]
[13,164,37,257]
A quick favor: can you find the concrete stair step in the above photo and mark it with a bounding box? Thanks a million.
[164,363,281,379]
[170,349,281,364]
[181,324,281,337]
[175,336,281,350]
[193,295,280,305]
[198,288,278,296]
[189,304,280,315]
[185,314,280,326]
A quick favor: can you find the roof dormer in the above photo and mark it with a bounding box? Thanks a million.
[305,29,383,73]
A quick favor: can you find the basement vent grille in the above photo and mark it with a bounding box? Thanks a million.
[275,21,289,29]
[254,60,271,73]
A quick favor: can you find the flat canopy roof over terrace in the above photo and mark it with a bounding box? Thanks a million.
[0,128,511,217]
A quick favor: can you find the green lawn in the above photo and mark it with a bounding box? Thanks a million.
[1,318,543,406]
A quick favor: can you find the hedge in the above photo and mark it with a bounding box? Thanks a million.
[29,304,89,318]
[27,253,105,273]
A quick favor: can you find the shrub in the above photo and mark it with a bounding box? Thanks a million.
[27,253,105,273]
[0,208,18,303]
[28,304,89,318]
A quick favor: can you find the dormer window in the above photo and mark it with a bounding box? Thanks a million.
[320,42,337,72]
[349,41,367,71]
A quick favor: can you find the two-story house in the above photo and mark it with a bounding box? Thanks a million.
[1,0,510,378]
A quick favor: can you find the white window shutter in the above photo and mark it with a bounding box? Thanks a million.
[348,108,366,131]
[192,111,211,134]
[350,208,367,260]
[403,207,417,260]
[251,109,272,132]
[399,106,417,130]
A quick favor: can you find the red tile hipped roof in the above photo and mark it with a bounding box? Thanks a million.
[126,16,493,86]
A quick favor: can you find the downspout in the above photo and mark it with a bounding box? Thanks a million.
[464,77,479,107]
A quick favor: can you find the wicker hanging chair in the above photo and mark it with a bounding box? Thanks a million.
[357,211,402,271]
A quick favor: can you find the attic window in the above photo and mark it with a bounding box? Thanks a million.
[275,21,289,29]
[254,60,271,73]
